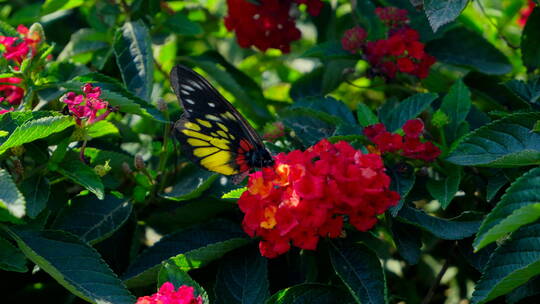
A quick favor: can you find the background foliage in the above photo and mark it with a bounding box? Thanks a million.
[0,0,540,303]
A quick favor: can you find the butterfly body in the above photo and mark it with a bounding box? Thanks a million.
[170,65,274,176]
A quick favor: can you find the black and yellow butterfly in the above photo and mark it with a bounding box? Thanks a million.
[170,65,274,176]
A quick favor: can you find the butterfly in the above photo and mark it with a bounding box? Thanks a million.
[170,64,274,176]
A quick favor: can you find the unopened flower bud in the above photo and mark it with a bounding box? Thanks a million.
[28,23,45,43]
[122,162,132,175]
[134,154,145,170]
[432,110,450,128]
[11,146,25,157]
[94,161,111,177]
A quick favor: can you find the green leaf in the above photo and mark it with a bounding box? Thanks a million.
[507,276,540,304]
[426,27,512,75]
[353,0,385,40]
[19,175,50,219]
[122,220,249,288]
[160,165,218,201]
[446,113,540,167]
[390,221,422,265]
[58,28,109,61]
[292,96,356,125]
[302,41,357,60]
[87,120,119,138]
[322,59,357,95]
[379,93,438,132]
[221,187,247,199]
[282,110,335,147]
[439,79,472,143]
[474,167,540,251]
[388,164,416,216]
[0,115,74,155]
[521,7,540,71]
[158,260,209,302]
[505,78,540,105]
[42,0,84,15]
[114,20,154,101]
[0,236,27,272]
[56,159,105,200]
[64,73,165,122]
[0,19,18,36]
[397,206,481,240]
[164,12,203,36]
[471,222,540,304]
[0,169,26,221]
[266,283,355,304]
[8,228,135,304]
[427,167,461,209]
[424,0,469,32]
[329,240,387,304]
[215,246,269,304]
[356,103,379,127]
[52,194,132,244]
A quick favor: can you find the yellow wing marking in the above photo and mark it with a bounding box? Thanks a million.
[209,138,230,150]
[184,122,201,131]
[200,150,237,175]
[182,129,213,141]
[196,119,212,128]
[223,111,236,121]
[187,138,209,147]
[205,114,222,122]
[194,147,219,157]
[217,122,229,132]
[217,130,229,139]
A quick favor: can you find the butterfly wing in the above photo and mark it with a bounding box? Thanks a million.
[170,64,268,175]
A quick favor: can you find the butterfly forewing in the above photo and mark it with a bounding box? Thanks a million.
[170,65,272,175]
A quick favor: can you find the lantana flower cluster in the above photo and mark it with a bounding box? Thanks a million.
[225,0,323,53]
[364,119,441,162]
[60,84,112,126]
[239,139,400,258]
[341,7,436,79]
[0,25,40,112]
[136,282,202,304]
[518,0,536,27]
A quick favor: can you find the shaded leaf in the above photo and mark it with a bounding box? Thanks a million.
[379,93,438,132]
[356,103,379,127]
[158,260,209,303]
[474,167,540,250]
[440,79,472,143]
[302,41,356,60]
[161,165,218,201]
[164,12,203,36]
[0,236,27,272]
[19,175,49,219]
[521,8,540,71]
[427,167,461,209]
[266,283,355,304]
[424,0,469,32]
[0,169,26,221]
[388,164,416,216]
[56,159,105,200]
[391,221,422,265]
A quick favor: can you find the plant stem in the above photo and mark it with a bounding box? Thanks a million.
[421,257,450,304]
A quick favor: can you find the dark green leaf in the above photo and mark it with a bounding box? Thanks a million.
[56,159,105,200]
[427,167,461,209]
[424,0,469,32]
[388,164,416,216]
[397,206,481,240]
[266,283,355,304]
[329,240,387,304]
[0,169,26,221]
[391,221,422,265]
[440,79,472,143]
[0,19,18,36]
[52,194,132,244]
[0,116,74,155]
[58,28,109,61]
[282,110,335,147]
[114,20,154,101]
[471,222,540,304]
[356,103,379,127]
[8,228,135,304]
[446,113,540,167]
[505,78,540,105]
[353,0,385,40]
[379,93,438,132]
[290,68,324,100]
[164,12,203,36]
[521,7,540,71]
[426,27,512,75]
[474,167,540,251]
[507,276,540,304]
[215,247,269,304]
[0,236,27,272]
[19,175,49,219]
[158,260,209,302]
[292,96,356,125]
[302,41,357,60]
[122,220,249,288]
[160,165,217,201]
[321,59,357,94]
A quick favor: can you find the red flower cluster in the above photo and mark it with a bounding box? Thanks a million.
[341,26,367,53]
[224,0,323,53]
[341,7,436,79]
[0,107,13,115]
[0,77,24,106]
[518,0,535,27]
[364,119,441,162]
[0,25,40,65]
[375,7,409,30]
[61,83,112,126]
[238,139,399,258]
[136,282,202,304]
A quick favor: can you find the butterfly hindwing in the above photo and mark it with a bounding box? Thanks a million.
[170,65,273,175]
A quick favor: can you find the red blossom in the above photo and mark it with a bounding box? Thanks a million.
[224,0,322,53]
[341,26,367,53]
[375,6,409,29]
[238,139,399,258]
[518,0,536,27]
[135,282,202,304]
[403,118,424,138]
[0,24,40,65]
[61,83,112,126]
[0,107,14,115]
[0,77,24,106]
